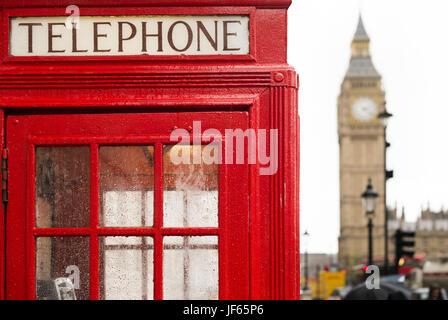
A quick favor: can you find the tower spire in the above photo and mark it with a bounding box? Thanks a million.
[353,14,369,42]
[345,15,380,79]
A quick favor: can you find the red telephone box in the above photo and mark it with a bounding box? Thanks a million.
[0,0,299,300]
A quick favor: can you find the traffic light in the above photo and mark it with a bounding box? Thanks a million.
[394,229,415,272]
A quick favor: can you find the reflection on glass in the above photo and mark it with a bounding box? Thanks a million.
[36,237,90,300]
[100,236,154,300]
[163,236,218,300]
[163,145,219,228]
[100,146,154,227]
[35,147,90,228]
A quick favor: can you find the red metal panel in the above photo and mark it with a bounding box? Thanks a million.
[1,0,299,300]
[270,86,300,300]
[6,116,27,299]
[224,144,250,299]
[0,108,4,300]
[154,142,163,300]
[282,86,300,299]
[255,9,287,64]
[4,86,299,300]
[89,144,100,300]
[0,0,292,8]
[25,143,35,299]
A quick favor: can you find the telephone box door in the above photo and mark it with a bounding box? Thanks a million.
[6,112,249,300]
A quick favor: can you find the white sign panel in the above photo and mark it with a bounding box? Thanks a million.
[9,15,250,56]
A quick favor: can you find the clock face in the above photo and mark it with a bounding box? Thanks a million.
[351,97,377,121]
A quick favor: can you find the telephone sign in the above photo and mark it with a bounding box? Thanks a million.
[10,15,250,56]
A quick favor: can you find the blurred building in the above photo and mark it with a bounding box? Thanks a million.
[337,16,448,275]
[337,16,394,272]
[390,207,448,260]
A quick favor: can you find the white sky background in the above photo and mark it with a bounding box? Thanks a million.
[288,0,448,253]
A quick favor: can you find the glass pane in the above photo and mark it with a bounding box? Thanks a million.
[163,236,218,300]
[35,147,90,228]
[36,237,90,300]
[102,191,154,227]
[99,146,154,227]
[100,236,154,300]
[163,145,219,227]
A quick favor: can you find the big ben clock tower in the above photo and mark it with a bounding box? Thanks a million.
[338,16,387,270]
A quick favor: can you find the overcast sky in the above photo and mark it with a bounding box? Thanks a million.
[288,0,448,253]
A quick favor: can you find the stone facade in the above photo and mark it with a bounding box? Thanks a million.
[338,18,448,274]
[390,208,448,259]
[337,16,393,271]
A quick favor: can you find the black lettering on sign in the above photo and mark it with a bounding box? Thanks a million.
[142,21,163,52]
[118,21,137,52]
[197,21,218,51]
[72,22,87,52]
[223,20,241,51]
[48,22,66,53]
[168,21,193,52]
[93,22,111,52]
[18,23,42,53]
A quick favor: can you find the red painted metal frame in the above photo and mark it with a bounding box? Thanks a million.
[0,0,299,300]
[0,109,4,301]
[7,112,250,300]
[2,7,257,63]
[1,91,299,301]
[0,1,291,8]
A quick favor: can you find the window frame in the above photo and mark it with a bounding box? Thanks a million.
[6,112,250,300]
